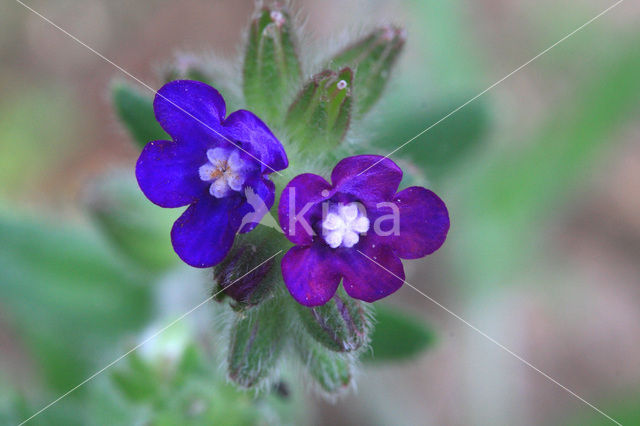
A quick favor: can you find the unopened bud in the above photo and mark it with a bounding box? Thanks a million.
[328,25,406,114]
[227,297,285,387]
[243,5,301,125]
[294,288,370,352]
[285,67,354,151]
[213,225,283,309]
[295,334,353,395]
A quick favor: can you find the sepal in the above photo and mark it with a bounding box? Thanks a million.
[227,296,286,388]
[293,287,370,352]
[285,67,353,151]
[328,26,406,114]
[295,334,353,395]
[243,5,301,125]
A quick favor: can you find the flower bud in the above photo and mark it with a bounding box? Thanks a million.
[227,297,285,388]
[213,249,275,308]
[285,67,354,150]
[294,288,370,352]
[213,225,284,309]
[328,25,406,114]
[295,334,353,395]
[243,5,301,124]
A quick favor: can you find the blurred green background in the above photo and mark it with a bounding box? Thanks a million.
[1,0,639,425]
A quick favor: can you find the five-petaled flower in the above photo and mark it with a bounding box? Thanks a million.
[136,80,288,267]
[278,155,449,306]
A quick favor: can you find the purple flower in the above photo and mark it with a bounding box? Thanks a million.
[136,80,288,268]
[278,155,449,306]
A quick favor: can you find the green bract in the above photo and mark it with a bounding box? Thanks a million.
[328,26,406,114]
[243,6,302,125]
[286,68,354,151]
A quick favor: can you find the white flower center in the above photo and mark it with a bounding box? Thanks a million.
[321,203,370,249]
[198,148,246,198]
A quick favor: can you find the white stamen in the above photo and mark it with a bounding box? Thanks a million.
[199,148,247,198]
[321,202,370,249]
[336,80,347,90]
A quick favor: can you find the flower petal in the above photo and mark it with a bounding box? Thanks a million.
[136,140,205,208]
[223,110,288,173]
[331,155,402,205]
[170,196,241,268]
[278,173,333,245]
[338,243,405,302]
[388,187,450,259]
[281,245,341,306]
[154,80,226,145]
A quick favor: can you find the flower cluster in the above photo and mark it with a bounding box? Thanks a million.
[136,80,449,305]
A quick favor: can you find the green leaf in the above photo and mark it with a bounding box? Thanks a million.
[0,211,152,392]
[294,287,370,352]
[362,305,436,363]
[328,26,406,115]
[112,81,169,149]
[243,5,301,125]
[227,297,286,388]
[85,170,178,271]
[285,67,354,151]
[368,98,490,179]
[294,335,353,395]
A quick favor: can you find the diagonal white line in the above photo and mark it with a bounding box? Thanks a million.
[356,249,621,425]
[357,0,626,176]
[14,0,283,176]
[18,250,283,425]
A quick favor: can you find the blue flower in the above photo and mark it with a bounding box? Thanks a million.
[136,80,288,267]
[278,155,449,306]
